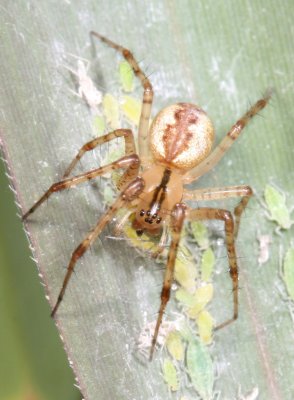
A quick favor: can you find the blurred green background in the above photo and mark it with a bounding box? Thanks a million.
[0,160,80,400]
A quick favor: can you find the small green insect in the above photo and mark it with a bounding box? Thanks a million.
[175,245,197,292]
[188,284,214,319]
[283,247,294,301]
[264,184,292,230]
[165,330,184,361]
[119,60,134,92]
[190,221,209,249]
[175,284,214,320]
[102,93,120,129]
[123,223,161,255]
[196,310,214,344]
[200,247,215,282]
[121,95,142,125]
[186,337,214,400]
[175,288,195,308]
[162,358,179,392]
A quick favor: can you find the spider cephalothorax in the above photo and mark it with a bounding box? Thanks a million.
[132,165,182,235]
[23,31,270,360]
[132,102,214,238]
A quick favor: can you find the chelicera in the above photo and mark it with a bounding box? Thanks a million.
[23,31,271,360]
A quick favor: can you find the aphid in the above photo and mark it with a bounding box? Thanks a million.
[174,249,197,292]
[119,60,135,92]
[264,184,292,230]
[283,246,294,301]
[190,221,209,249]
[187,284,214,319]
[121,95,142,126]
[102,93,120,129]
[175,287,196,308]
[186,337,214,400]
[165,330,184,361]
[197,310,214,344]
[122,222,163,256]
[162,358,179,392]
[200,247,215,281]
[22,31,271,360]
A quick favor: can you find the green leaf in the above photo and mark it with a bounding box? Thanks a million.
[1,1,294,399]
[0,163,79,400]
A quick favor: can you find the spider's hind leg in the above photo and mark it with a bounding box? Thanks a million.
[233,187,253,237]
[183,184,253,237]
[187,207,239,331]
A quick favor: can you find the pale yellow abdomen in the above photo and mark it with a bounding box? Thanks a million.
[149,103,214,170]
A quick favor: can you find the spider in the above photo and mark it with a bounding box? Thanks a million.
[23,31,271,360]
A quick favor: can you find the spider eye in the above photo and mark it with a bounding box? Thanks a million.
[136,229,144,236]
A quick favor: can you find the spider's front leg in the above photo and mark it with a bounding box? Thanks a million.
[90,31,154,162]
[150,203,186,360]
[22,153,139,219]
[50,176,144,316]
[62,129,136,178]
[23,142,142,315]
[187,207,239,330]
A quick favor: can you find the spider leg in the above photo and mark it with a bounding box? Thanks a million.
[183,184,253,236]
[183,90,272,184]
[90,31,153,162]
[150,203,186,360]
[151,224,169,259]
[22,154,139,219]
[233,188,253,237]
[51,177,145,317]
[187,207,239,330]
[113,207,134,236]
[63,129,136,178]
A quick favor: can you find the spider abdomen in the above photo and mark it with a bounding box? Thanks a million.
[149,103,214,170]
